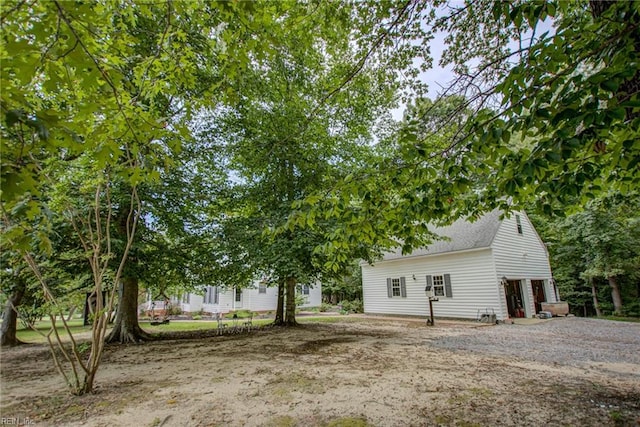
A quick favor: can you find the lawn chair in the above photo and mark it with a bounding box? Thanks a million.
[215,311,226,335]
[231,313,239,333]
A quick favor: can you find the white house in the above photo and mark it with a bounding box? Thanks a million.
[361,210,559,321]
[146,281,322,315]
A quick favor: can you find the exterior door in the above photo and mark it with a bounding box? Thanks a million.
[531,280,546,313]
[505,280,525,318]
[234,288,243,308]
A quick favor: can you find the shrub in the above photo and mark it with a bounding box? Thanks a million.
[340,299,363,314]
[167,305,183,316]
[226,309,253,319]
[319,302,332,312]
[620,300,640,317]
[294,294,306,307]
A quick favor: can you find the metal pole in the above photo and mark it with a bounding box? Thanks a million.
[427,298,435,326]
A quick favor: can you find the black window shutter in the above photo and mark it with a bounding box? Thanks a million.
[400,277,407,297]
[426,275,433,292]
[386,278,392,298]
[444,274,452,297]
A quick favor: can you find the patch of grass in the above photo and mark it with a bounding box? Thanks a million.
[272,386,293,401]
[140,321,218,333]
[609,410,623,422]
[468,387,493,398]
[63,404,85,416]
[265,415,297,427]
[435,415,452,424]
[16,316,352,343]
[325,417,371,427]
[447,393,472,405]
[16,319,90,343]
[297,316,364,324]
[264,371,326,402]
[599,316,640,323]
[225,309,253,319]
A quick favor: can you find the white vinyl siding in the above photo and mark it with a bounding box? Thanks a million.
[167,280,322,314]
[363,249,498,320]
[299,282,322,308]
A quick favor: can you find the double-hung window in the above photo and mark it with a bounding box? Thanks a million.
[426,274,452,298]
[433,275,445,296]
[386,277,407,298]
[204,286,219,304]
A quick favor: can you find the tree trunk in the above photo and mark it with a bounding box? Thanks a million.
[273,279,285,326]
[284,276,298,326]
[106,277,151,343]
[608,275,624,314]
[0,277,26,347]
[590,278,602,317]
[66,305,76,321]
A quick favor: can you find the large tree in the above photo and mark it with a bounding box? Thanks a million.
[535,194,640,315]
[290,0,639,265]
[1,0,281,392]
[205,0,432,325]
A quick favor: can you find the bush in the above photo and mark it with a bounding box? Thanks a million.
[620,300,640,317]
[167,305,183,316]
[226,309,253,319]
[340,299,363,314]
[294,294,306,307]
[319,302,332,312]
[192,315,202,320]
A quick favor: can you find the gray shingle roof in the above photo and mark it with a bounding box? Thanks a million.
[382,209,502,261]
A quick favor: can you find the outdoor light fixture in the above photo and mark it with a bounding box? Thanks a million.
[412,274,416,280]
[501,276,508,287]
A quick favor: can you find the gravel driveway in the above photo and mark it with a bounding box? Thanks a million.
[427,317,640,370]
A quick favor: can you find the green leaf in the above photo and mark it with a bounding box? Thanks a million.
[5,110,25,127]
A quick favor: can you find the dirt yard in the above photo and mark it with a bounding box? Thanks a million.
[1,316,639,426]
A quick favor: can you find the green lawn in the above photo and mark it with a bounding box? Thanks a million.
[14,315,354,344]
[599,316,640,323]
[16,319,91,343]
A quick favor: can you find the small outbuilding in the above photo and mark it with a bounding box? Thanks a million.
[361,210,559,321]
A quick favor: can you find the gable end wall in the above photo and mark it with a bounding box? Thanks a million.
[492,213,555,317]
